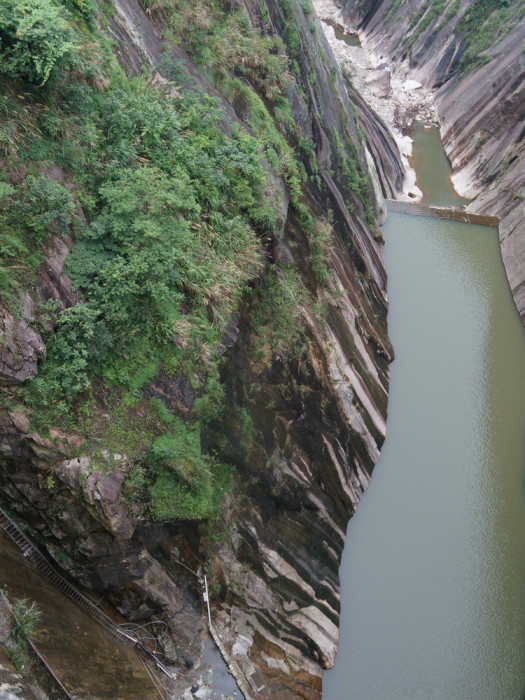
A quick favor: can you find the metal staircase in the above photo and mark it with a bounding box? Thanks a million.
[0,508,137,646]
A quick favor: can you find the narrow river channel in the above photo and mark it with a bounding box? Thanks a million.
[323,127,525,699]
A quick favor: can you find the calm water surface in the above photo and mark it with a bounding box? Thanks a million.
[410,124,470,208]
[323,130,525,698]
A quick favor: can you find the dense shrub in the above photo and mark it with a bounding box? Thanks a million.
[0,0,341,525]
[148,420,232,520]
[0,0,77,84]
[0,175,76,304]
[142,0,288,98]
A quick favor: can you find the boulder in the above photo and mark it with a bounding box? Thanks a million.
[0,308,45,385]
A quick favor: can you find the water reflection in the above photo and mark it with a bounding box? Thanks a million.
[410,125,470,208]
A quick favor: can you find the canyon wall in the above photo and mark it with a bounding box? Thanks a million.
[0,0,396,696]
[344,0,525,321]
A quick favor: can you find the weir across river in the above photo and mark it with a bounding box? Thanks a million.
[386,199,499,227]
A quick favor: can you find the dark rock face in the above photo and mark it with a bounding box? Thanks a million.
[344,0,525,322]
[203,209,392,696]
[36,233,79,314]
[0,0,395,697]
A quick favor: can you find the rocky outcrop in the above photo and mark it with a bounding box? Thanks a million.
[0,309,45,386]
[0,227,79,385]
[344,0,525,320]
[0,410,204,665]
[0,165,80,389]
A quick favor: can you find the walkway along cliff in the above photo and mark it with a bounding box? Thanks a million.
[0,0,401,697]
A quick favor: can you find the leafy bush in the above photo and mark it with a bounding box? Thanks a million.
[150,420,204,482]
[249,265,311,368]
[11,597,41,640]
[63,160,261,377]
[0,0,353,527]
[149,467,213,520]
[32,302,107,404]
[59,0,97,28]
[148,420,233,521]
[13,175,76,241]
[0,0,77,84]
[0,175,76,308]
[6,597,41,672]
[12,77,267,412]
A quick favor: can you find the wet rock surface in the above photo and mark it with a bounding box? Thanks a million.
[0,534,157,699]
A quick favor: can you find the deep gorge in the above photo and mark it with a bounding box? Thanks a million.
[0,0,523,698]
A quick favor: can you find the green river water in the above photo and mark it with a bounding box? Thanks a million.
[323,127,525,699]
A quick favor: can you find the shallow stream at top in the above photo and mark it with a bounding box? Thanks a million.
[323,125,525,699]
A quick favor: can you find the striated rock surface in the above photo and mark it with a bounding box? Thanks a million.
[346,84,404,202]
[344,0,525,320]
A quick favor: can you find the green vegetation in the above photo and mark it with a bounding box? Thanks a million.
[249,265,314,369]
[402,0,523,72]
[0,0,271,521]
[436,0,460,31]
[403,0,446,47]
[148,419,233,520]
[457,0,525,73]
[142,0,288,99]
[0,0,77,84]
[7,597,41,672]
[387,0,403,21]
[335,130,374,226]
[4,66,269,415]
[0,0,370,523]
[0,176,76,305]
[279,0,302,62]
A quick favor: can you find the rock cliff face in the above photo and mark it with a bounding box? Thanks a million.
[344,0,525,321]
[0,0,395,697]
